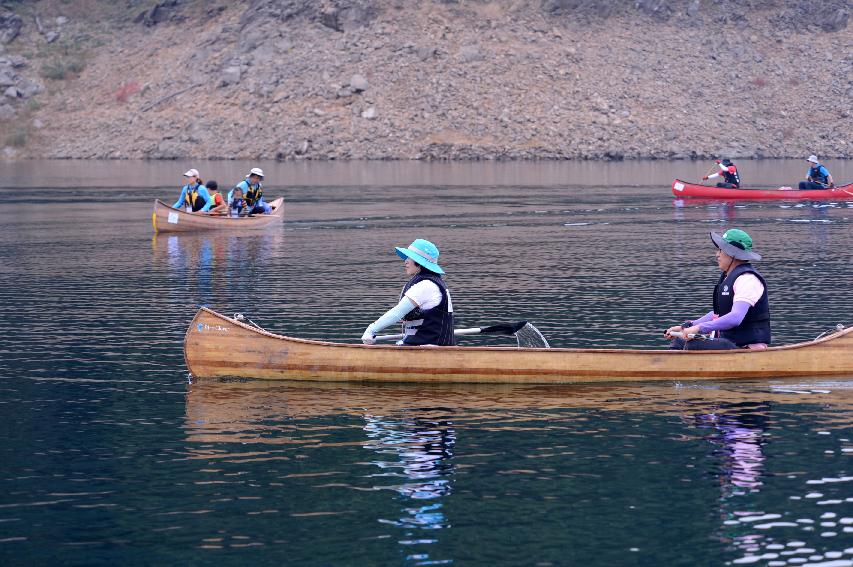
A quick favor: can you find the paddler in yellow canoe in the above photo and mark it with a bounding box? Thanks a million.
[361,238,455,346]
[665,229,770,350]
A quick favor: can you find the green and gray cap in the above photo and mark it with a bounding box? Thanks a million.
[710,229,762,261]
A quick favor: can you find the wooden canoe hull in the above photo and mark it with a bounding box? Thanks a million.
[184,308,853,383]
[671,179,853,200]
[152,198,285,233]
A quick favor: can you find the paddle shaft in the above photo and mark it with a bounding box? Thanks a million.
[376,327,485,342]
[374,321,527,342]
[669,330,711,340]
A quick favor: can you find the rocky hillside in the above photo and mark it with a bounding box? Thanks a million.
[0,0,850,160]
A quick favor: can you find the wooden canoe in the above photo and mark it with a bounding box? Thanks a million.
[672,179,853,200]
[152,197,285,233]
[184,308,853,383]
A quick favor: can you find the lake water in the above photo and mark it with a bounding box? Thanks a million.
[1,159,852,566]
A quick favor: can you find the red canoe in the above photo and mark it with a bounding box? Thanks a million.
[672,179,853,200]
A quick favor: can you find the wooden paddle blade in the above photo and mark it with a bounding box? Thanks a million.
[479,321,528,335]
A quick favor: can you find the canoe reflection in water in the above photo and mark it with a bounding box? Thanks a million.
[363,412,456,531]
[153,231,283,306]
[184,381,853,564]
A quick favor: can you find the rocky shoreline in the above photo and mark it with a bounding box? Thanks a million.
[0,0,851,161]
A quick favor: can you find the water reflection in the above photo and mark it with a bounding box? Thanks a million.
[672,199,740,223]
[364,412,455,564]
[184,380,853,432]
[802,203,830,254]
[181,381,853,565]
[695,403,768,495]
[364,413,455,504]
[691,395,853,566]
[152,231,283,308]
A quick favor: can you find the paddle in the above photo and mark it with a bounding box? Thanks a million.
[668,330,712,340]
[375,320,528,342]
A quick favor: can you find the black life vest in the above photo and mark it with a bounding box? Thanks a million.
[712,264,771,346]
[723,165,741,187]
[808,165,829,186]
[184,183,207,212]
[245,182,263,207]
[399,272,455,346]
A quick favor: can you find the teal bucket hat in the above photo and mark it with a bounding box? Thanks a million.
[711,229,762,261]
[395,238,445,274]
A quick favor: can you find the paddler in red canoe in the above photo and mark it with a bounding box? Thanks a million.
[702,158,741,188]
[664,228,770,350]
[799,155,835,190]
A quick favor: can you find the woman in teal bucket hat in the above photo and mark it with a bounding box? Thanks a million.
[664,228,771,350]
[362,238,455,346]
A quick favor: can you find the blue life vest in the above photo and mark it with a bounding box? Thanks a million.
[808,165,829,186]
[400,272,455,346]
[229,197,247,216]
[184,183,207,212]
[712,264,771,346]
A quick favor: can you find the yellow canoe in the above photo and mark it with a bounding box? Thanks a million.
[184,308,853,383]
[152,197,284,233]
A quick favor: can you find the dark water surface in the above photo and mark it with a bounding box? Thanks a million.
[1,160,852,566]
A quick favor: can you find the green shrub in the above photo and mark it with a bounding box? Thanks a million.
[41,60,68,80]
[40,56,86,80]
[5,128,27,147]
[37,37,88,80]
[66,57,85,74]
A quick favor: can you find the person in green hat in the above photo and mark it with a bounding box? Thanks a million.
[664,228,770,350]
[362,238,455,346]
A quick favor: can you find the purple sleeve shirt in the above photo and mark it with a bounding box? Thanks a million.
[697,302,751,333]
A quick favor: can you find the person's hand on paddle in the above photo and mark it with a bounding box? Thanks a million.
[664,325,684,339]
[361,324,377,345]
[681,325,702,340]
[665,323,702,340]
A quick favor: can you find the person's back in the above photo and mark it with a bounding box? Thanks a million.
[703,158,740,188]
[205,180,226,214]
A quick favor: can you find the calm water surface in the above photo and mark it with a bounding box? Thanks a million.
[1,160,852,566]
